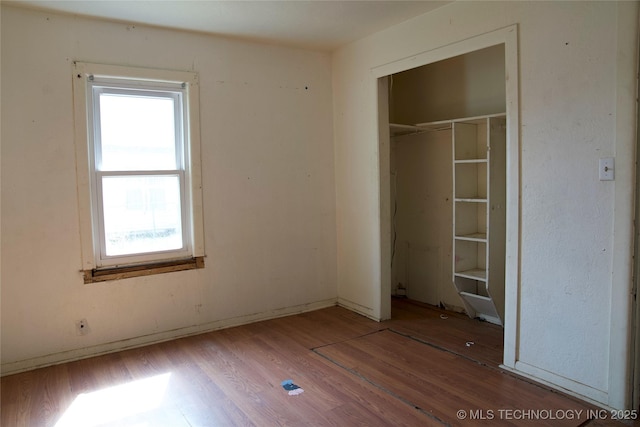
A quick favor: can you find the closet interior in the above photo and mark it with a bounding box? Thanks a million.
[389,44,507,325]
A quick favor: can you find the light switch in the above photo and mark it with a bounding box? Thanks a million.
[599,157,614,181]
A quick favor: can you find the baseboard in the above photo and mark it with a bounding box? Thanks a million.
[500,361,610,408]
[337,297,378,320]
[1,298,338,376]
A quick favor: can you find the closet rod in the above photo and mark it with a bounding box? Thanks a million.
[390,123,452,139]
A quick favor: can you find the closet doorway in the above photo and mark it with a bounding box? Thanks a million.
[390,44,505,321]
[375,26,519,367]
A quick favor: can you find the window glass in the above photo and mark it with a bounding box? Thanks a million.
[98,92,179,171]
[101,175,183,256]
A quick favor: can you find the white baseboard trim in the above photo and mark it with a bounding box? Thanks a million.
[500,361,610,409]
[1,298,338,376]
[337,297,377,321]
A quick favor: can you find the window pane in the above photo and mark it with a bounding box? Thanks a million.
[102,175,183,256]
[99,93,178,171]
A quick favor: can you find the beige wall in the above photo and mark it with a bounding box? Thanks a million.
[1,6,337,373]
[333,1,638,409]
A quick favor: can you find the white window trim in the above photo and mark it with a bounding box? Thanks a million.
[89,81,189,266]
[73,62,205,273]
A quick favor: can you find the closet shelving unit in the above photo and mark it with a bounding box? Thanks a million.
[389,113,506,325]
[449,114,506,325]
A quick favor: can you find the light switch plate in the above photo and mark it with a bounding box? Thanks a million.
[599,157,614,181]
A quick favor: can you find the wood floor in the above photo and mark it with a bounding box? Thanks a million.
[1,298,635,426]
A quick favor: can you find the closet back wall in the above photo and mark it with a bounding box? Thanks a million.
[391,128,454,307]
[1,5,337,374]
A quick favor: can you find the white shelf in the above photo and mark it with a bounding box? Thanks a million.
[455,233,487,242]
[455,197,487,203]
[455,269,487,281]
[416,112,505,128]
[454,159,488,164]
[459,291,491,301]
[459,292,502,325]
[413,119,453,131]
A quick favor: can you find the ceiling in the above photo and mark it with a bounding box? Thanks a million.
[6,0,450,51]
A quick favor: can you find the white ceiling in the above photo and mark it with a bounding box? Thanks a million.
[6,0,450,51]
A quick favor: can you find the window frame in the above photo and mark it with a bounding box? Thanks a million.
[90,83,189,265]
[73,62,205,277]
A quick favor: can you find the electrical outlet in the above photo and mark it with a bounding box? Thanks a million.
[599,157,614,181]
[396,283,407,297]
[76,318,90,336]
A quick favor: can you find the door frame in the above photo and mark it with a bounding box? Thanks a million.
[633,31,640,410]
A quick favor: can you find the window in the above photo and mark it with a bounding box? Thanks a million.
[73,63,205,281]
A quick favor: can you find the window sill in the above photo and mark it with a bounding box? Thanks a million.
[83,256,205,284]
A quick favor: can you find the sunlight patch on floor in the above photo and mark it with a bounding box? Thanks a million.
[55,372,172,427]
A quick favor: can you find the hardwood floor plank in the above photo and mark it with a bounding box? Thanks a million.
[1,299,634,427]
[154,338,256,426]
[389,298,504,366]
[315,329,596,426]
[1,370,35,426]
[306,352,442,426]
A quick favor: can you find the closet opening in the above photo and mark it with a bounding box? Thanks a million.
[376,27,520,367]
